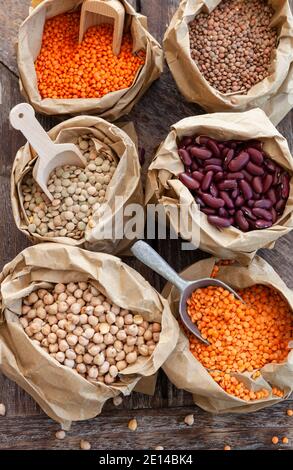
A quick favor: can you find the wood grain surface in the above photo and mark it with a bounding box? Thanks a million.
[0,0,293,450]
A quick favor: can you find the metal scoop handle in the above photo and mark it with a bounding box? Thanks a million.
[131,241,189,293]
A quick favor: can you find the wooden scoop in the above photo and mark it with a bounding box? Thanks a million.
[9,103,86,202]
[131,241,244,345]
[79,0,125,55]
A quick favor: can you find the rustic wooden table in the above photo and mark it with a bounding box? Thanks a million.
[0,0,293,451]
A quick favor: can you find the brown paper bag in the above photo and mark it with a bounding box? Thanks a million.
[11,115,143,255]
[0,243,179,427]
[162,256,293,413]
[19,0,163,119]
[163,0,293,126]
[146,108,293,264]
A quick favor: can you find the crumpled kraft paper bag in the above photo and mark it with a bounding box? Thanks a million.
[0,243,179,427]
[19,0,163,119]
[146,109,293,265]
[11,115,143,255]
[163,0,293,126]
[162,256,293,414]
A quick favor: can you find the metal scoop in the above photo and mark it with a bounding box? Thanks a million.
[79,0,125,55]
[9,103,86,202]
[131,241,243,345]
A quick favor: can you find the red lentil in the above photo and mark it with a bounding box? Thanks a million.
[186,284,292,401]
[35,11,145,99]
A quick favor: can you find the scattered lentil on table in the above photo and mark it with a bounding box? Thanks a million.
[128,418,138,431]
[22,134,118,240]
[0,404,6,416]
[186,284,293,401]
[184,414,194,426]
[35,11,145,99]
[80,439,91,450]
[19,282,161,384]
[178,135,290,231]
[189,0,277,94]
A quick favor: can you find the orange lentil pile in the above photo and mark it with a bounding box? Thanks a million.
[187,284,293,401]
[35,11,145,99]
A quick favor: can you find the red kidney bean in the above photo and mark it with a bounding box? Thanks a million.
[224,149,235,168]
[203,158,223,167]
[235,195,245,207]
[178,149,192,166]
[207,215,232,228]
[210,183,219,198]
[179,173,200,190]
[242,207,256,220]
[191,161,199,171]
[255,219,273,229]
[247,148,264,165]
[228,209,235,215]
[195,196,205,208]
[252,208,273,221]
[201,171,214,191]
[246,162,264,176]
[214,172,224,182]
[273,170,281,186]
[271,207,277,224]
[239,180,253,200]
[191,171,204,182]
[247,140,263,151]
[281,173,290,199]
[218,180,238,190]
[202,207,216,215]
[201,193,225,209]
[222,147,229,158]
[228,151,249,171]
[204,165,223,172]
[242,169,253,182]
[226,172,245,180]
[275,199,286,214]
[219,191,234,209]
[267,188,277,205]
[262,174,273,193]
[252,176,263,193]
[235,210,249,232]
[195,136,209,146]
[264,158,276,173]
[247,200,254,208]
[254,199,273,209]
[190,146,212,160]
[231,188,239,199]
[254,193,261,200]
[206,139,221,158]
[218,207,229,218]
[180,136,193,148]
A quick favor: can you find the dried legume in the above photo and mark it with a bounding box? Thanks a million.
[178,135,291,231]
[186,284,292,401]
[189,0,277,95]
[19,282,161,384]
[35,11,145,99]
[21,134,117,240]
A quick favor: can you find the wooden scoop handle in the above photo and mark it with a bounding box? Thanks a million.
[9,103,56,161]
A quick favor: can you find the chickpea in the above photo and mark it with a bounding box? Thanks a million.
[83,353,93,365]
[59,339,69,352]
[79,335,89,347]
[65,321,75,332]
[83,328,95,339]
[55,351,65,363]
[116,330,127,342]
[108,357,115,365]
[124,314,133,325]
[126,336,137,347]
[73,326,83,336]
[36,307,46,319]
[116,360,127,371]
[88,316,98,327]
[67,282,77,293]
[138,345,149,356]
[64,359,75,368]
[99,314,106,323]
[44,293,54,305]
[106,312,116,325]
[133,315,144,325]
[58,301,69,313]
[126,324,138,337]
[49,343,59,353]
[152,323,161,333]
[116,350,125,361]
[111,305,120,315]
[153,332,160,343]
[22,305,30,315]
[76,354,83,364]
[75,344,85,355]
[109,365,118,378]
[114,340,123,352]
[34,332,44,342]
[144,330,152,341]
[76,363,87,374]
[136,337,144,346]
[41,338,49,347]
[106,346,117,358]
[67,334,78,346]
[124,344,134,354]
[103,301,111,311]
[115,316,124,329]
[94,305,105,316]
[126,351,137,364]
[58,319,66,329]
[148,344,156,355]
[27,309,37,320]
[87,366,99,379]
[137,326,145,337]
[93,352,105,366]
[88,345,100,356]
[104,374,115,384]
[120,309,129,317]
[25,326,34,337]
[65,349,76,360]
[79,313,88,325]
[47,332,57,344]
[28,292,39,305]
[47,303,58,315]
[83,291,93,303]
[58,293,67,302]
[56,313,66,321]
[90,286,100,296]
[99,323,110,335]
[55,283,66,294]
[141,321,149,330]
[84,305,94,316]
[66,295,76,306]
[93,332,103,344]
[104,333,114,345]
[74,289,83,299]
[19,317,29,329]
[99,361,110,375]
[48,316,58,326]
